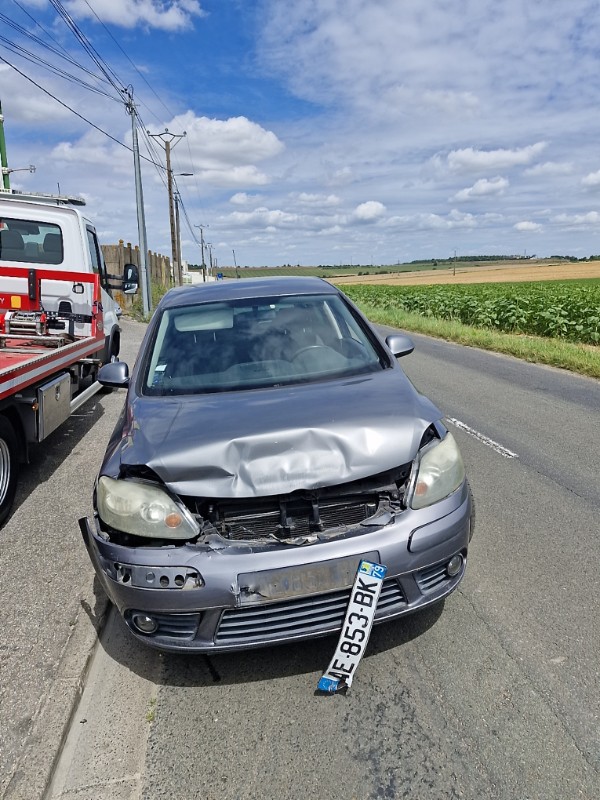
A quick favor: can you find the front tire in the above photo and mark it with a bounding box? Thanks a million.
[0,417,19,526]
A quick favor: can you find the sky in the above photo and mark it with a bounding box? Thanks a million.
[2,0,600,267]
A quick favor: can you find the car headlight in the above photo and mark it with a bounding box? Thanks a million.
[408,432,465,510]
[97,477,200,539]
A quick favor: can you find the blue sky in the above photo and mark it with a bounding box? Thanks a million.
[2,0,600,267]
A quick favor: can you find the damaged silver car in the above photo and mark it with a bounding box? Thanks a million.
[80,277,473,652]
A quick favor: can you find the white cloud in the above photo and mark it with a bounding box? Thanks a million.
[384,86,480,118]
[230,193,263,205]
[554,211,600,226]
[452,177,509,202]
[326,166,353,187]
[9,0,600,265]
[169,113,284,167]
[514,221,543,232]
[581,170,600,188]
[51,131,129,168]
[525,161,573,176]
[446,143,547,173]
[353,201,386,221]
[384,209,479,231]
[295,193,341,207]
[152,113,284,187]
[194,166,271,188]
[63,0,205,31]
[227,207,299,229]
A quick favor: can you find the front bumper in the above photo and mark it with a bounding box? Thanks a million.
[80,482,472,653]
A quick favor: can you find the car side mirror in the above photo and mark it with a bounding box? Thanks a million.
[123,263,139,294]
[385,333,415,358]
[98,360,130,388]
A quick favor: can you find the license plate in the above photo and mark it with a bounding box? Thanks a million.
[317,560,387,693]
[237,552,379,605]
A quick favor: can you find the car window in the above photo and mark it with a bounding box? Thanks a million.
[143,293,385,395]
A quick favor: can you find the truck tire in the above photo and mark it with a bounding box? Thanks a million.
[103,327,121,365]
[0,417,19,526]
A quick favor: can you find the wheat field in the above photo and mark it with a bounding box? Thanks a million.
[331,260,600,287]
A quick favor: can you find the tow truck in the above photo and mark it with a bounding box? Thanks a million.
[0,193,138,524]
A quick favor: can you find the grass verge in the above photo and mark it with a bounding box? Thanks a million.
[356,303,600,380]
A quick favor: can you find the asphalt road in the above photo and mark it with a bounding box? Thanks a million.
[3,322,600,799]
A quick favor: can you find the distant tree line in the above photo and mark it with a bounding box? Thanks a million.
[189,254,599,271]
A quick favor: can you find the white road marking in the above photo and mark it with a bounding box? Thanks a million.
[447,418,519,459]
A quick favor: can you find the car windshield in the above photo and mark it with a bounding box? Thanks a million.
[143,293,386,395]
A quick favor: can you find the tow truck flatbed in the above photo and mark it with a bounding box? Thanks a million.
[0,332,104,402]
[0,264,105,400]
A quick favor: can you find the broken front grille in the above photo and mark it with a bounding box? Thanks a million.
[217,495,378,541]
[182,463,411,543]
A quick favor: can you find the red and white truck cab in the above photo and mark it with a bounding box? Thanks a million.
[0,192,125,362]
[0,191,138,524]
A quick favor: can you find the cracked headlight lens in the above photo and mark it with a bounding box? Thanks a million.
[97,477,200,539]
[409,432,465,510]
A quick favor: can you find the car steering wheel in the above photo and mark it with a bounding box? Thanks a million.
[291,345,332,360]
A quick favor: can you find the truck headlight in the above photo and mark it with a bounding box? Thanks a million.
[408,432,465,510]
[97,477,200,539]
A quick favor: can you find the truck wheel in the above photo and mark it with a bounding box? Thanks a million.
[0,417,19,526]
[101,328,120,365]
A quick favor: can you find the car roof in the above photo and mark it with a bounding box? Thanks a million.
[159,276,339,309]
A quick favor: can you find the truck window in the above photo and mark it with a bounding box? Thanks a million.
[0,217,63,264]
[86,227,111,295]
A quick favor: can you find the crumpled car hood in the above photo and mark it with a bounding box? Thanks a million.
[105,369,441,498]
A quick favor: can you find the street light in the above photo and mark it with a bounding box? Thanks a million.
[1,164,35,192]
[2,164,35,176]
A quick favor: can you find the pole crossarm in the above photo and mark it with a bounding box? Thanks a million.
[148,128,186,286]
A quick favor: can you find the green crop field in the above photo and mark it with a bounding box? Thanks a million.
[342,280,600,344]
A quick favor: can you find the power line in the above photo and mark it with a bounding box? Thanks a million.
[47,0,126,100]
[137,114,170,189]
[8,0,100,75]
[2,6,111,86]
[174,184,201,247]
[0,54,166,170]
[80,0,175,124]
[0,34,119,100]
[6,0,171,126]
[5,0,179,180]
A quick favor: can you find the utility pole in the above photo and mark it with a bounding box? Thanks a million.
[233,248,240,279]
[195,224,208,282]
[174,192,182,282]
[0,99,36,193]
[125,89,151,315]
[0,99,10,192]
[147,129,186,286]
